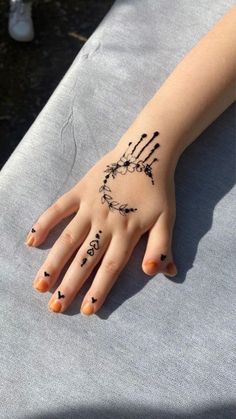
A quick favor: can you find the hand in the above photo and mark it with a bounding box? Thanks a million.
[26,131,178,315]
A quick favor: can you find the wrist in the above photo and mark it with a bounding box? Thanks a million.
[114,117,181,179]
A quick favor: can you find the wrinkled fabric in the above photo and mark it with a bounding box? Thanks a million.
[0,1,235,418]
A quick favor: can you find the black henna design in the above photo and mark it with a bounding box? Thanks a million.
[81,258,87,267]
[160,254,167,261]
[58,291,65,299]
[31,228,36,233]
[91,297,97,303]
[99,131,160,215]
[135,131,159,159]
[89,239,99,250]
[81,231,103,267]
[44,271,50,277]
[131,133,147,155]
[87,248,95,256]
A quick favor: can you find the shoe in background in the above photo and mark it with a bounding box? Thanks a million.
[8,0,34,42]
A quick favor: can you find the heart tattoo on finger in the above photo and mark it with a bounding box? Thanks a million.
[80,230,103,267]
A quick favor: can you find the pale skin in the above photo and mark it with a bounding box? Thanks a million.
[25,5,236,316]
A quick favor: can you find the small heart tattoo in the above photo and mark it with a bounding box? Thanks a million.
[44,271,50,277]
[58,291,65,299]
[90,239,99,250]
[81,258,87,267]
[31,228,36,233]
[160,254,167,261]
[91,297,97,304]
[87,248,94,256]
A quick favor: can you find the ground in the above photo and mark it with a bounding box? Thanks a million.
[0,0,114,169]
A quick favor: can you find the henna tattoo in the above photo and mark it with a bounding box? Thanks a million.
[44,271,50,277]
[160,254,166,261]
[31,228,36,233]
[58,290,65,299]
[80,230,102,267]
[91,297,97,303]
[81,258,87,267]
[135,131,159,160]
[99,131,160,215]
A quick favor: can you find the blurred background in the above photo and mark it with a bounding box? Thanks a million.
[0,0,114,169]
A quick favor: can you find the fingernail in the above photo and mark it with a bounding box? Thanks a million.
[25,236,34,246]
[49,300,62,313]
[144,260,159,275]
[165,262,177,276]
[34,278,49,292]
[80,302,94,316]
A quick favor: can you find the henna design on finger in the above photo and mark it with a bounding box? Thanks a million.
[91,297,97,303]
[31,228,36,233]
[44,271,50,277]
[58,290,65,299]
[80,231,103,267]
[81,258,87,267]
[99,131,160,215]
[160,254,167,261]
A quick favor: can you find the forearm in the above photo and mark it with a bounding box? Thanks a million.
[116,5,236,174]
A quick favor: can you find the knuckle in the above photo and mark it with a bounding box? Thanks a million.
[60,230,75,245]
[51,200,63,214]
[103,259,121,275]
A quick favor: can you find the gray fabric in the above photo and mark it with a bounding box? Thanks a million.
[0,0,236,418]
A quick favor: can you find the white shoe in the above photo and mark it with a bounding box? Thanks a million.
[8,0,34,42]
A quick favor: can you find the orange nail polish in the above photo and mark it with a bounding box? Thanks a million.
[81,302,94,316]
[25,236,34,246]
[34,278,49,292]
[144,260,159,275]
[166,262,177,276]
[49,300,62,313]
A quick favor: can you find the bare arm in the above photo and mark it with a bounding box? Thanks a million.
[116,4,236,175]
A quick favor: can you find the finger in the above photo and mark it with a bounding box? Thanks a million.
[33,211,91,293]
[80,231,140,316]
[47,227,111,313]
[25,186,79,247]
[142,210,177,277]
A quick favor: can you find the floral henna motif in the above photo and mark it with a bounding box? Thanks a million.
[99,131,160,215]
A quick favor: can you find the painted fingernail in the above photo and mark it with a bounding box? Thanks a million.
[25,236,34,246]
[144,260,159,275]
[165,262,177,276]
[49,300,62,313]
[34,278,49,292]
[81,302,94,316]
